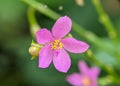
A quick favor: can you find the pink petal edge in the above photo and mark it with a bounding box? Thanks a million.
[89,67,100,80]
[62,37,89,53]
[36,28,53,44]
[53,49,71,73]
[52,16,72,39]
[78,60,89,75]
[38,44,53,68]
[66,73,83,86]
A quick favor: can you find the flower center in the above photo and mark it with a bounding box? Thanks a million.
[83,77,91,86]
[51,40,63,50]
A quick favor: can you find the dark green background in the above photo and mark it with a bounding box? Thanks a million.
[0,0,120,86]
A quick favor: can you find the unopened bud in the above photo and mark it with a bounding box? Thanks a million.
[65,33,73,38]
[86,49,92,57]
[29,43,43,58]
[29,45,40,56]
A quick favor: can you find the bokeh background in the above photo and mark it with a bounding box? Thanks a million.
[0,0,120,86]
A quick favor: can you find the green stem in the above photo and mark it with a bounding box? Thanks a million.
[91,0,118,42]
[24,0,120,83]
[23,0,108,51]
[72,22,112,53]
[23,0,120,61]
[72,22,120,61]
[28,7,40,38]
[26,0,60,20]
[85,49,120,84]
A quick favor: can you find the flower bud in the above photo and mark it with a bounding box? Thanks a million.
[29,45,40,57]
[29,42,43,57]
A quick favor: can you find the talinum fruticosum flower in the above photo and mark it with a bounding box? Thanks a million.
[36,16,89,73]
[66,61,100,86]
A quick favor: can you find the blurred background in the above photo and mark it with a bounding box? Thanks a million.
[0,0,120,86]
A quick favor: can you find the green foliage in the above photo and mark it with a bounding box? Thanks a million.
[0,0,120,86]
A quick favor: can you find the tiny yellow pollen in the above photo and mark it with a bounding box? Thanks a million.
[83,77,91,86]
[51,40,63,50]
[54,43,58,45]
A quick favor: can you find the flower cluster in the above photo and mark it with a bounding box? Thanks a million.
[35,16,100,86]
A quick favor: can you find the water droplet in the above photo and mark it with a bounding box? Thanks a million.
[44,5,48,8]
[58,6,63,10]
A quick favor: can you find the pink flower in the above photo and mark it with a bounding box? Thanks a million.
[36,16,89,73]
[66,61,100,86]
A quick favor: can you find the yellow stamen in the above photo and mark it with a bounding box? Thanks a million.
[51,40,63,50]
[83,77,91,86]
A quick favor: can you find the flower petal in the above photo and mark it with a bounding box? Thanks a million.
[36,28,53,44]
[38,44,53,68]
[62,37,89,53]
[53,49,71,73]
[78,60,89,75]
[91,83,98,86]
[52,16,72,39]
[89,67,100,79]
[66,73,83,86]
